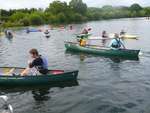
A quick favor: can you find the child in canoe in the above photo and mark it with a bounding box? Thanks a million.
[21,49,49,76]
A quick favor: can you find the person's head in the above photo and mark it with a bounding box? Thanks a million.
[29,49,39,58]
[102,30,106,34]
[114,33,119,39]
[83,28,86,31]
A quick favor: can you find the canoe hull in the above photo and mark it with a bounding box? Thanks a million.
[0,70,78,86]
[65,42,140,58]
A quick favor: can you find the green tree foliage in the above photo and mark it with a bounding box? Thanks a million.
[29,14,44,25]
[1,1,150,27]
[20,17,30,26]
[130,3,143,12]
[10,12,26,22]
[47,1,68,14]
[69,0,87,15]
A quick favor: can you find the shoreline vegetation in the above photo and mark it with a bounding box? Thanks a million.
[0,0,150,28]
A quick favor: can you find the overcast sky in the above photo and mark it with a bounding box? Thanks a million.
[1,0,150,10]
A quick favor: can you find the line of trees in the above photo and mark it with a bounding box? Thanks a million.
[1,0,150,27]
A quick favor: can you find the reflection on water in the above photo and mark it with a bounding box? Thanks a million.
[32,88,50,102]
[65,50,139,63]
[5,36,13,43]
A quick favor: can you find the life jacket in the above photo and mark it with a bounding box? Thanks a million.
[79,39,86,46]
[111,38,121,48]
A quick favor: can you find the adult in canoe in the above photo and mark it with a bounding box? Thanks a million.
[79,37,87,47]
[81,28,89,34]
[21,49,48,76]
[109,33,126,49]
[120,30,126,35]
[44,30,50,38]
[4,30,13,38]
[102,30,108,38]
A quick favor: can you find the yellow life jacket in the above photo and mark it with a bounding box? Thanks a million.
[80,39,86,46]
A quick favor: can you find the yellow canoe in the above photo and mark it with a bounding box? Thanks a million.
[121,34,137,39]
[109,33,138,39]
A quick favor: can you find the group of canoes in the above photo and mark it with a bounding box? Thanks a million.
[65,28,140,59]
[0,27,140,86]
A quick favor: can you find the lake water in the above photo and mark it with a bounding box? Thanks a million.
[0,18,150,113]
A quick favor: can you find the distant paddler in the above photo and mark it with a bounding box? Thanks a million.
[109,33,126,49]
[4,30,13,38]
[102,30,108,38]
[81,28,92,34]
[76,28,92,40]
[69,25,73,30]
[81,28,89,34]
[44,29,50,38]
[79,37,87,47]
[120,29,126,36]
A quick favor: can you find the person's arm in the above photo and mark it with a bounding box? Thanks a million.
[29,62,34,68]
[29,58,43,68]
[120,40,126,49]
[29,58,37,68]
[108,40,113,48]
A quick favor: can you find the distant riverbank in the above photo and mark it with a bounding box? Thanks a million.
[0,17,147,30]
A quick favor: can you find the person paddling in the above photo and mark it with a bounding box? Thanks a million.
[81,28,88,34]
[120,30,126,35]
[102,30,108,38]
[79,37,86,47]
[21,49,48,76]
[44,29,49,34]
[109,33,126,49]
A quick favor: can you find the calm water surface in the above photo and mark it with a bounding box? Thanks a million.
[0,18,150,113]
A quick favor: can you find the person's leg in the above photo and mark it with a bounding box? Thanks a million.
[21,68,30,76]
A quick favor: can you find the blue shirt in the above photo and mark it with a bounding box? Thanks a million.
[41,56,48,69]
[109,38,125,49]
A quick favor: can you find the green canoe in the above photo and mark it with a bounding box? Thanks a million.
[0,67,78,86]
[65,42,140,58]
[76,33,91,39]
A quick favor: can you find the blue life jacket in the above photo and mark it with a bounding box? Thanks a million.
[111,38,121,48]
